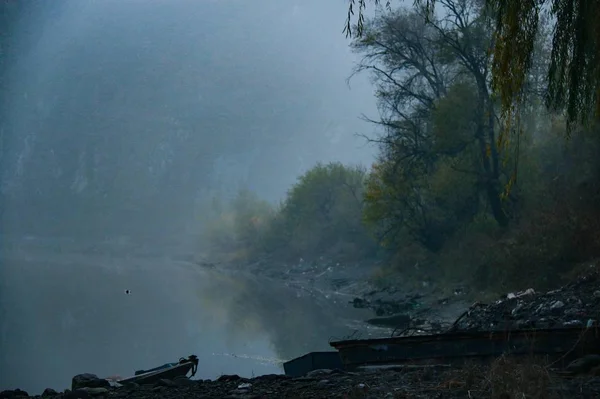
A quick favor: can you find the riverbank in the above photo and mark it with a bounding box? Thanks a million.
[6,239,600,397]
[212,255,472,335]
[3,359,600,399]
[214,253,600,337]
[0,243,379,394]
[4,253,600,398]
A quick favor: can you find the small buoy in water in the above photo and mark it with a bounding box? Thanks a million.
[125,289,131,295]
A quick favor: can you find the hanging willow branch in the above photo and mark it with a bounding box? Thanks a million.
[345,0,600,133]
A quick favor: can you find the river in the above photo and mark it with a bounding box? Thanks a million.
[0,237,372,394]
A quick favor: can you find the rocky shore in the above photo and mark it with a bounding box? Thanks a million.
[266,257,600,338]
[448,264,600,332]
[236,256,471,334]
[5,259,600,398]
[4,359,600,399]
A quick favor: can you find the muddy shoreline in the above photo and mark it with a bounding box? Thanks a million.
[3,361,600,398]
[218,256,472,335]
[5,242,600,398]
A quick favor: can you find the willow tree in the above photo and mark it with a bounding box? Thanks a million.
[356,0,510,248]
[344,0,600,133]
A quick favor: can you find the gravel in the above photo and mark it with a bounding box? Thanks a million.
[4,362,600,399]
[449,265,600,332]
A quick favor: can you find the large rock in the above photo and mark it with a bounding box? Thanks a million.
[0,389,29,398]
[71,373,110,391]
[41,388,58,397]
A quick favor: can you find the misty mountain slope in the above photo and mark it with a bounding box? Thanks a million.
[0,0,377,241]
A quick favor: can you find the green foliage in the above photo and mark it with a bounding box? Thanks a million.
[363,146,479,253]
[277,162,376,259]
[203,0,600,295]
[230,189,275,251]
[373,119,600,293]
[351,1,600,293]
[201,163,377,263]
[432,82,478,155]
[200,189,275,262]
[353,3,512,227]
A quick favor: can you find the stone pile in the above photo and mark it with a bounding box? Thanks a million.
[4,365,600,399]
[450,267,600,332]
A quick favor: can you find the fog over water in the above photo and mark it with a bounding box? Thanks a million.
[1,240,370,393]
[0,0,378,393]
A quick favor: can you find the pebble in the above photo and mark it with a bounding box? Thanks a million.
[452,268,600,332]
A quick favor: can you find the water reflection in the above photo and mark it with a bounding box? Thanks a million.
[0,249,364,394]
[197,271,365,363]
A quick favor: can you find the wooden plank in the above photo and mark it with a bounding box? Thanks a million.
[330,327,600,370]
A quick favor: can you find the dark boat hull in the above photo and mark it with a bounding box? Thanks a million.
[118,356,198,385]
[330,327,600,370]
[283,352,343,377]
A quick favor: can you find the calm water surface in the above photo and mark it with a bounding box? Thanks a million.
[0,240,368,393]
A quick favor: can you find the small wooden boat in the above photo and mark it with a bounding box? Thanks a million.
[117,355,199,385]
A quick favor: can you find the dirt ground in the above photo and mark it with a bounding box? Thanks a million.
[3,358,600,399]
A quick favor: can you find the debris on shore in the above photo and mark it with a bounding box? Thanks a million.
[4,359,600,399]
[5,265,600,398]
[449,265,600,332]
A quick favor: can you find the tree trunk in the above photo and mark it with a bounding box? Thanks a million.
[485,100,509,227]
[475,109,509,227]
[485,178,509,226]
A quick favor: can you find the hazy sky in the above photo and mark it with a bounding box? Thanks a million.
[0,1,385,392]
[1,0,379,239]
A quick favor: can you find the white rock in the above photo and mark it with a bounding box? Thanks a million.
[550,300,565,309]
